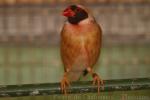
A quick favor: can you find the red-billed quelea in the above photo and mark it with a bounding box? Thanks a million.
[60,5,103,94]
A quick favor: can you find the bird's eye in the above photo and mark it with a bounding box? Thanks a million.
[76,8,81,12]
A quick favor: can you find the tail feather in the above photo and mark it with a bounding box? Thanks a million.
[83,69,88,76]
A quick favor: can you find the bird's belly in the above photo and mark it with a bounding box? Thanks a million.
[67,47,88,81]
[71,46,87,72]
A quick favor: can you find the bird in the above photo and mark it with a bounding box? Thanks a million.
[60,4,103,94]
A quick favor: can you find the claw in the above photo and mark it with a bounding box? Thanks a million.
[60,76,70,95]
[92,73,104,94]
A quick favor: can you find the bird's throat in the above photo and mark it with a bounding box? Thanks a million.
[68,17,81,24]
[68,11,88,24]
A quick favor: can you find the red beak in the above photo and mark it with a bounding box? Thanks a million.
[63,8,75,17]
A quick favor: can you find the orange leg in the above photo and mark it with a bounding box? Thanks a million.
[87,67,104,94]
[60,72,70,95]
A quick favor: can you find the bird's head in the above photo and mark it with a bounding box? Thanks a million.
[62,5,88,24]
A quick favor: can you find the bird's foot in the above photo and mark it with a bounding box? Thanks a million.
[92,73,104,94]
[60,75,70,95]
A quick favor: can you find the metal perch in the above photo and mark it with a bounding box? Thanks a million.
[0,78,150,97]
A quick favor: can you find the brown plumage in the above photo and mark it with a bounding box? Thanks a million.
[60,5,103,94]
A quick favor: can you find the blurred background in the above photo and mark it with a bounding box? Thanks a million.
[0,0,150,99]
